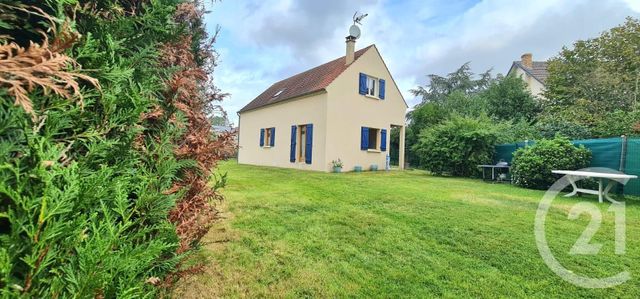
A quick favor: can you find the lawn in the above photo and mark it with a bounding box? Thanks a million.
[173,161,640,298]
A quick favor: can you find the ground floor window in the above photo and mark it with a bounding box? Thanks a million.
[368,128,379,150]
[298,125,306,161]
[290,124,313,164]
[261,127,275,147]
[361,126,387,152]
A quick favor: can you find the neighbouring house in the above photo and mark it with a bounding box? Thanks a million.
[212,125,237,135]
[237,36,408,172]
[507,53,549,97]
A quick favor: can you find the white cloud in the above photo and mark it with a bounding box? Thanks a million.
[624,0,640,12]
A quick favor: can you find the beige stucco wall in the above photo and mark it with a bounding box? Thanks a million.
[237,92,328,171]
[511,67,545,97]
[324,46,408,172]
[238,45,407,172]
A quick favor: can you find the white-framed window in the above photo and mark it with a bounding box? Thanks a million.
[366,76,377,96]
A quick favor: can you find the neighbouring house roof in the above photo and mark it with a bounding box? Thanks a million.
[510,61,549,84]
[238,45,374,113]
[213,125,237,134]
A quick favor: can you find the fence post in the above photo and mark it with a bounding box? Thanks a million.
[620,135,627,173]
[619,135,628,195]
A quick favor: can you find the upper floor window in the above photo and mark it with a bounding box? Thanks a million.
[366,76,377,96]
[359,73,386,99]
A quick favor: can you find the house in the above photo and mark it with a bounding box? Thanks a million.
[507,53,549,97]
[237,36,408,172]
[212,125,237,135]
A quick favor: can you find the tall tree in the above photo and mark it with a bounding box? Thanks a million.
[544,17,640,111]
[410,62,494,104]
[482,75,539,121]
[406,63,494,166]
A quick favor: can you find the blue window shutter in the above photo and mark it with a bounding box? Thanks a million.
[290,126,296,162]
[270,128,275,146]
[359,73,367,95]
[305,124,313,164]
[380,129,387,151]
[379,79,386,99]
[260,128,265,147]
[360,127,369,150]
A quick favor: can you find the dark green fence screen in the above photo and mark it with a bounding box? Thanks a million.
[495,137,640,196]
[626,138,640,196]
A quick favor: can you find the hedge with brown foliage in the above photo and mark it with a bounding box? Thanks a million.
[0,0,231,297]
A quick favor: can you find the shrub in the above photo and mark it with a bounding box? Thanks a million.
[412,115,498,176]
[511,137,592,189]
[0,1,229,297]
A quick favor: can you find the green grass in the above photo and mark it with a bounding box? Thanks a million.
[173,161,640,298]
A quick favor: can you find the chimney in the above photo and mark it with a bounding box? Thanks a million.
[345,36,356,65]
[521,53,533,69]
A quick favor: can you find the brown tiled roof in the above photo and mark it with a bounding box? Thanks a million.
[239,45,374,113]
[513,61,549,84]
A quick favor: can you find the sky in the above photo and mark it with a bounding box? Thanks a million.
[204,0,640,125]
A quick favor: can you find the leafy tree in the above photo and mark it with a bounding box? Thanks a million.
[406,63,494,166]
[544,17,640,112]
[211,116,228,126]
[496,119,542,143]
[406,102,448,166]
[410,62,494,104]
[482,75,539,121]
[535,118,592,140]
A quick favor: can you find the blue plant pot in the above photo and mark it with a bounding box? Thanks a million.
[333,166,342,173]
[354,166,363,172]
[370,164,378,171]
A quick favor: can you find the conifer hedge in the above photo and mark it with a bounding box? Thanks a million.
[0,1,233,297]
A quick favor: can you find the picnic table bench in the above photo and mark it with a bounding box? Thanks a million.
[552,170,638,203]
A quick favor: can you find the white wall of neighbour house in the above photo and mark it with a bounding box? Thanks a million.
[237,92,328,171]
[324,46,408,172]
[512,67,545,97]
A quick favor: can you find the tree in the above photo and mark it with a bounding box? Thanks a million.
[410,62,494,104]
[482,75,539,121]
[544,17,640,112]
[406,63,495,166]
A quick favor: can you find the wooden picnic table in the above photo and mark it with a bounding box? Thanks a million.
[552,170,638,203]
